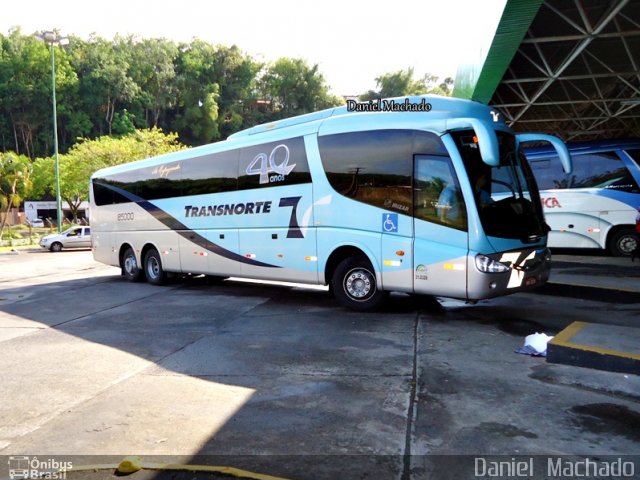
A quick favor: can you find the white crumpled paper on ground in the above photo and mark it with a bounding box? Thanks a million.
[515,332,554,357]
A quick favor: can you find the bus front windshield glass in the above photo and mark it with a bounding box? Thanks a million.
[451,130,547,242]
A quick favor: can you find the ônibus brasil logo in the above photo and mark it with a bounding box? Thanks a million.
[7,456,73,479]
[246,144,296,184]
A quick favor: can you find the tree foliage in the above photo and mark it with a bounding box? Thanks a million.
[259,58,344,119]
[0,28,78,158]
[0,152,32,236]
[31,128,185,219]
[0,29,342,158]
[0,27,457,216]
[360,68,454,100]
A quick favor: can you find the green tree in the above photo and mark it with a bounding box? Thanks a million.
[128,37,178,128]
[360,68,454,100]
[171,40,221,145]
[0,28,344,154]
[70,35,139,136]
[259,58,343,119]
[0,28,78,158]
[0,152,32,237]
[31,128,185,220]
[213,45,262,138]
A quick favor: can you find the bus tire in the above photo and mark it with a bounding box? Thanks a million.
[331,256,387,311]
[608,228,637,257]
[144,249,166,285]
[122,247,143,282]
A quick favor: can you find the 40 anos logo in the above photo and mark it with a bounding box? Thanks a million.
[246,144,296,185]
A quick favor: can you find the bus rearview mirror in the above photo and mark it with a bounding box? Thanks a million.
[446,118,500,167]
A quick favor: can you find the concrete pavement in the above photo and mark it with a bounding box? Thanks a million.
[0,250,639,480]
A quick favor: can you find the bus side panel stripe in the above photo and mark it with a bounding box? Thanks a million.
[95,182,279,268]
[136,201,280,268]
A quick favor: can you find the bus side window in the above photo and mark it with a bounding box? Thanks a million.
[570,152,640,192]
[92,180,115,206]
[414,155,467,231]
[318,130,446,216]
[529,157,569,190]
[318,130,414,214]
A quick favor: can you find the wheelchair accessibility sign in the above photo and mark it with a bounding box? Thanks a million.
[382,213,398,233]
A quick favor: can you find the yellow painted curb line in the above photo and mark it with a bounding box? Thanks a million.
[549,321,640,361]
[63,455,293,480]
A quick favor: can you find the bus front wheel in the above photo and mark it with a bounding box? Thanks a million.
[144,249,166,285]
[608,228,637,257]
[122,247,143,282]
[331,256,387,311]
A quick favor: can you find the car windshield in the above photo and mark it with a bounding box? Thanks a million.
[451,130,547,242]
[61,227,78,235]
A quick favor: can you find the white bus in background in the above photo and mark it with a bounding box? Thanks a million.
[525,139,640,256]
[89,95,570,310]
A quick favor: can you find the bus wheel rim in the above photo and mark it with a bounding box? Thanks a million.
[344,268,373,300]
[124,255,137,274]
[620,236,637,254]
[148,257,159,278]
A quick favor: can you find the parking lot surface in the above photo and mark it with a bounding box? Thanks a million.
[0,250,639,479]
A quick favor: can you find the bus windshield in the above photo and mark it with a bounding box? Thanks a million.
[451,130,547,242]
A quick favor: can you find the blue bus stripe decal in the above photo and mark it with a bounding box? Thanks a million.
[95,182,279,268]
[137,201,280,268]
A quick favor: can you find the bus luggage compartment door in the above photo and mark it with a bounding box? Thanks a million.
[381,212,413,292]
[179,229,240,277]
[238,227,318,283]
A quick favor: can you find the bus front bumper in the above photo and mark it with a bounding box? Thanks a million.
[467,248,552,301]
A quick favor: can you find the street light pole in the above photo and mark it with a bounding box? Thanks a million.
[36,31,68,233]
[49,40,62,233]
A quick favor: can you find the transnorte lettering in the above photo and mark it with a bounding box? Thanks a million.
[184,201,272,218]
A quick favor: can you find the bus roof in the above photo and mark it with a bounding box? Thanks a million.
[228,94,502,138]
[92,94,508,178]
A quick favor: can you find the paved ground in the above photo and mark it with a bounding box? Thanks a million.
[0,249,639,479]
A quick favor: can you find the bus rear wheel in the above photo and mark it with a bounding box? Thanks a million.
[608,228,637,257]
[331,256,387,311]
[144,249,166,285]
[122,247,143,282]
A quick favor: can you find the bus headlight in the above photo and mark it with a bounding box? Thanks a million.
[475,254,510,273]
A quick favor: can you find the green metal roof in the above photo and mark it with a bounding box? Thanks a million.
[453,0,543,103]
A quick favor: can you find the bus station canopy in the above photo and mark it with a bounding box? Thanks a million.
[453,0,640,142]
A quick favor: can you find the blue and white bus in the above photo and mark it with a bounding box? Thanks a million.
[525,139,640,256]
[89,95,570,310]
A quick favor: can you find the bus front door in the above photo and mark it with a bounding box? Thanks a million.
[412,154,469,298]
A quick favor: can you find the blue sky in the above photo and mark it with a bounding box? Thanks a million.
[2,0,506,95]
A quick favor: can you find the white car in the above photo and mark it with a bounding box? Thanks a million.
[39,226,92,252]
[27,218,45,228]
